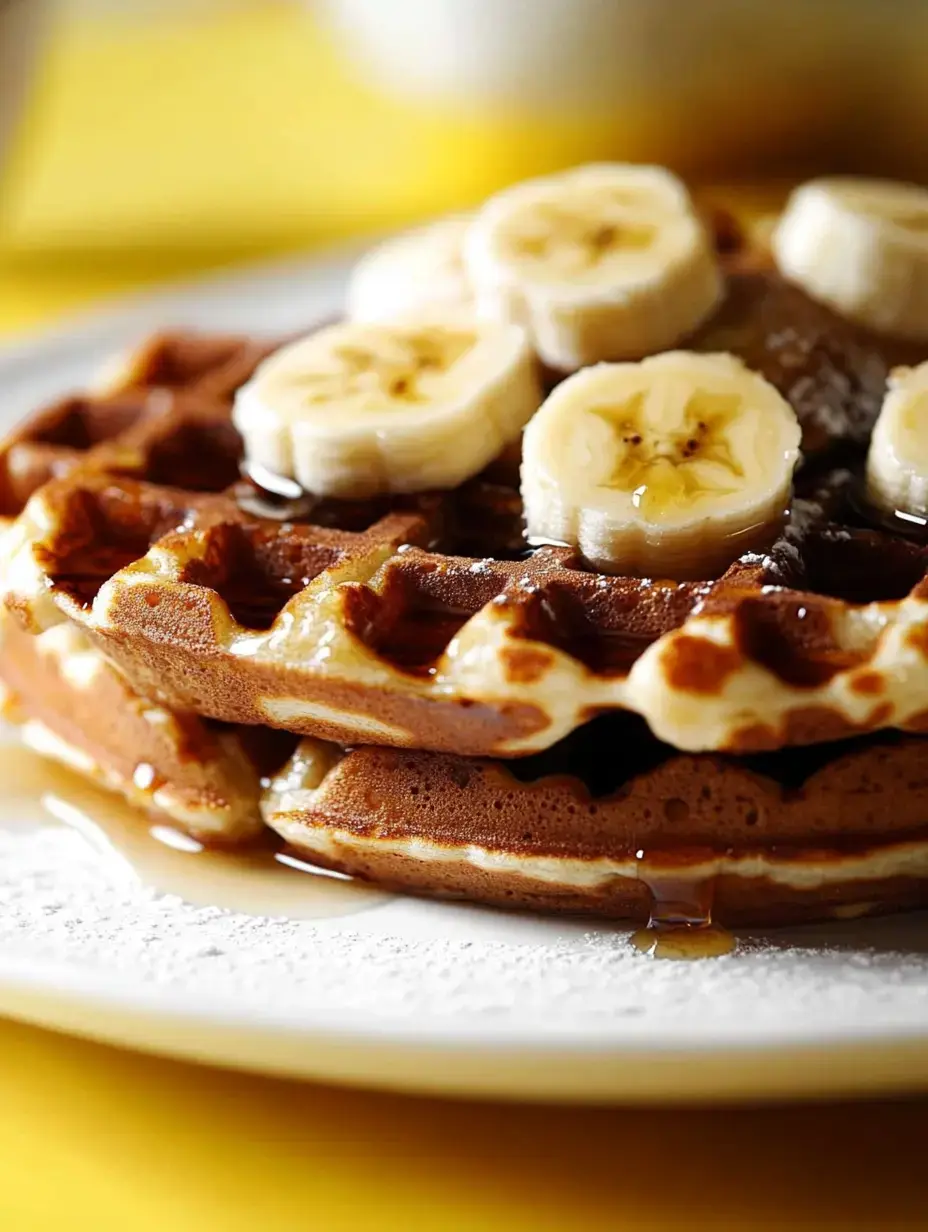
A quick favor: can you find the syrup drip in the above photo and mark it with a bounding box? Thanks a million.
[0,746,388,919]
[1,747,741,948]
[630,860,736,960]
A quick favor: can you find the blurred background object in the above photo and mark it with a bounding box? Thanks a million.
[320,0,903,165]
[0,0,49,180]
[1,0,927,331]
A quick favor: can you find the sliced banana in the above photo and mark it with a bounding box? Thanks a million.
[346,216,473,323]
[464,163,722,371]
[521,351,801,580]
[773,176,928,340]
[234,316,541,498]
[866,361,928,518]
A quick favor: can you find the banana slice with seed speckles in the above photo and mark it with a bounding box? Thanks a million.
[464,163,722,371]
[346,216,473,323]
[867,361,928,519]
[773,177,928,340]
[521,351,802,580]
[234,317,541,498]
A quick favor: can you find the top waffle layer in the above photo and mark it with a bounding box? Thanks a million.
[3,251,928,758]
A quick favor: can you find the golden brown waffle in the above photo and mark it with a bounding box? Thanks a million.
[0,334,296,840]
[263,716,928,926]
[0,616,293,842]
[0,331,280,518]
[3,271,928,758]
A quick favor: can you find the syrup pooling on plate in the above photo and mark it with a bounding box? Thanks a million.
[0,746,388,919]
[629,923,736,960]
[630,858,736,960]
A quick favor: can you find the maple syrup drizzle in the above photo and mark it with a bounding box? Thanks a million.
[0,746,388,919]
[630,858,736,960]
[2,748,742,949]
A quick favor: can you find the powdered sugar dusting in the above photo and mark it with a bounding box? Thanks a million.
[3,821,928,1045]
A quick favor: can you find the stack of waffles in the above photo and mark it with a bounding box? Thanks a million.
[4,165,928,927]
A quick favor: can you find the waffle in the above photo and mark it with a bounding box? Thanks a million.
[3,266,928,759]
[2,195,928,931]
[0,331,280,519]
[1,314,927,925]
[9,583,928,927]
[263,717,928,926]
[5,589,928,924]
[0,616,291,842]
[0,335,295,841]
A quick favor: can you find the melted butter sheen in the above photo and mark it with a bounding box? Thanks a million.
[0,747,388,920]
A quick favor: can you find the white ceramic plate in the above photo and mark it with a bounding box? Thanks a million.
[3,249,928,1105]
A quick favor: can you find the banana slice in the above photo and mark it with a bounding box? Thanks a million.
[464,163,722,371]
[773,177,928,339]
[866,361,928,518]
[233,317,541,498]
[346,216,473,323]
[521,351,801,579]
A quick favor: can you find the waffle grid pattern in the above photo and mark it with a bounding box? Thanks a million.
[1,289,928,759]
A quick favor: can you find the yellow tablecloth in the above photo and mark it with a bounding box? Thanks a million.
[1,9,927,1230]
[3,1015,928,1232]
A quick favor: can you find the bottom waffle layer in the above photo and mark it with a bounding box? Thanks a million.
[3,616,928,926]
[263,719,928,926]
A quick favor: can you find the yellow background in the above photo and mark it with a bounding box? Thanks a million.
[1,8,927,1229]
[0,3,785,331]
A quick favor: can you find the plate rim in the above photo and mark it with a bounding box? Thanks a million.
[5,953,928,1104]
